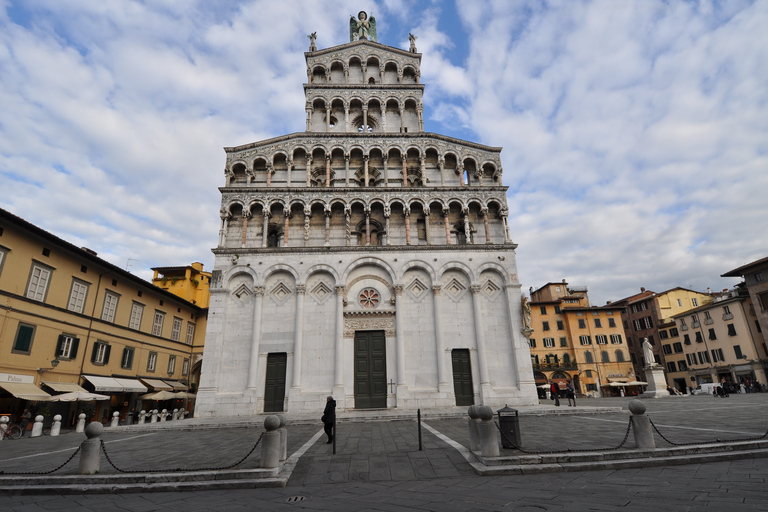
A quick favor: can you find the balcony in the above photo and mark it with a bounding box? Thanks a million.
[691,322,700,328]
[680,325,688,331]
[704,318,713,325]
[723,313,734,320]
[532,362,579,371]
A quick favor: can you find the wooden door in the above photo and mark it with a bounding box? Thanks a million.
[264,352,287,412]
[354,331,387,409]
[451,349,474,406]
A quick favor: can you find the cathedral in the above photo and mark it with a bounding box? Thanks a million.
[195,13,537,417]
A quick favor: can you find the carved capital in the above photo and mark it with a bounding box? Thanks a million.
[470,284,482,294]
[296,284,306,294]
[254,286,266,297]
[432,285,441,296]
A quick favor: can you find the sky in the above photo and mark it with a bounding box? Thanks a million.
[1,0,766,306]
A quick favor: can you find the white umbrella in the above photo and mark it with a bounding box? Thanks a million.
[140,390,179,401]
[626,381,648,386]
[174,391,196,398]
[50,391,110,402]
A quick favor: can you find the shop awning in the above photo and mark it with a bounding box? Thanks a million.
[112,378,147,393]
[42,382,87,393]
[608,378,629,382]
[0,382,52,401]
[82,375,125,392]
[163,380,188,391]
[140,378,173,391]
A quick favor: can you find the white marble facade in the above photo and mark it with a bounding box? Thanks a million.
[195,20,538,417]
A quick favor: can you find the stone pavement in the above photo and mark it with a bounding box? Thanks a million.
[2,394,768,510]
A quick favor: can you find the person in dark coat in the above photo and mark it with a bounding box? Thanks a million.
[322,396,336,444]
[19,409,32,437]
[549,381,560,407]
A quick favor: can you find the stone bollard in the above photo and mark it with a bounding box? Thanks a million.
[467,405,481,452]
[76,413,86,433]
[51,415,62,436]
[629,400,655,449]
[31,415,44,438]
[110,411,120,427]
[160,409,168,422]
[276,414,287,461]
[173,408,179,421]
[477,406,500,457]
[179,408,186,420]
[261,415,281,469]
[78,422,104,475]
[139,410,146,424]
[0,416,8,441]
[151,409,158,423]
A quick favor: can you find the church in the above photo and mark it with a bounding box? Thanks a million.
[195,13,537,417]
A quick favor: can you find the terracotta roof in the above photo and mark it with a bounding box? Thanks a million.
[722,256,768,277]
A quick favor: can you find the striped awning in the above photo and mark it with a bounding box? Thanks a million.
[0,382,52,401]
[42,382,87,393]
[163,380,188,391]
[140,378,173,391]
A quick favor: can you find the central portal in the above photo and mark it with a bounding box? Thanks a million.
[354,330,387,409]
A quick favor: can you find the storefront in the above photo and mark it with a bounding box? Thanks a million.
[81,375,147,423]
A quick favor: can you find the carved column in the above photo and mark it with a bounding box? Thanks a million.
[305,156,312,187]
[241,210,250,247]
[266,164,274,187]
[394,285,407,391]
[224,169,233,187]
[424,208,432,245]
[482,208,491,244]
[363,154,369,187]
[305,103,312,131]
[463,210,471,245]
[365,209,371,246]
[384,206,391,246]
[432,285,449,391]
[292,284,306,389]
[287,158,293,187]
[459,168,465,186]
[380,103,387,132]
[470,284,491,387]
[283,211,291,247]
[417,103,424,132]
[344,104,350,132]
[475,170,483,186]
[246,286,266,390]
[325,155,331,187]
[362,105,368,132]
[496,167,503,185]
[334,286,345,392]
[397,69,403,84]
[399,106,405,133]
[438,157,445,186]
[344,153,350,186]
[501,208,512,242]
[218,209,230,247]
[303,207,311,245]
[325,106,331,132]
[443,208,451,245]
[343,64,349,85]
[401,155,408,187]
[404,208,412,245]
[324,210,331,247]
[383,156,389,187]
[344,208,351,246]
[419,155,426,185]
[261,210,270,248]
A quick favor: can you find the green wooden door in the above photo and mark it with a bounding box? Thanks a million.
[354,331,387,409]
[264,352,287,412]
[452,349,474,406]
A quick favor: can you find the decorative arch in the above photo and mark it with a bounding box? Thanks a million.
[263,263,300,282]
[437,261,475,282]
[342,257,397,284]
[306,264,341,284]
[398,260,437,283]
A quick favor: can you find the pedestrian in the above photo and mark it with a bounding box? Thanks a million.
[549,380,560,407]
[566,380,576,407]
[321,395,336,444]
[19,408,32,437]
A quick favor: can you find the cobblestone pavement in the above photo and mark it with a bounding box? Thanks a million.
[2,394,768,510]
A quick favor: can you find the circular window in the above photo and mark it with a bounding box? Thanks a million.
[359,288,380,309]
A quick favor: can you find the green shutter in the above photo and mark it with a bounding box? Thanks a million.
[14,325,34,352]
[70,337,80,359]
[55,334,65,357]
[103,344,111,364]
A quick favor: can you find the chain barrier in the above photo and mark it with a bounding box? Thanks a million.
[494,418,633,455]
[0,446,82,476]
[648,417,768,447]
[101,432,263,473]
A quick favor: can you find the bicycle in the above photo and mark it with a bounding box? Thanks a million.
[2,423,23,440]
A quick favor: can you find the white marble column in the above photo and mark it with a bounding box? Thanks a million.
[305,157,312,187]
[262,211,270,248]
[241,210,250,247]
[283,212,291,247]
[463,210,471,245]
[432,285,450,392]
[246,286,266,390]
[482,208,491,244]
[383,157,389,187]
[344,154,350,186]
[424,208,432,245]
[394,285,407,393]
[438,157,445,186]
[384,207,391,246]
[324,210,331,247]
[443,209,451,245]
[287,159,293,187]
[334,286,345,394]
[470,285,491,389]
[291,285,306,389]
[218,210,229,247]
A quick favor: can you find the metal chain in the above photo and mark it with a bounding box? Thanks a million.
[0,445,82,475]
[649,417,768,447]
[101,433,263,473]
[494,419,633,455]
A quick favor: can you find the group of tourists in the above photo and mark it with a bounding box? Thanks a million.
[548,380,576,407]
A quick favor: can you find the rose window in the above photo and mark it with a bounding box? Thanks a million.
[358,288,380,309]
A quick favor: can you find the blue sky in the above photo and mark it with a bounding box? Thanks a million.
[1,0,766,305]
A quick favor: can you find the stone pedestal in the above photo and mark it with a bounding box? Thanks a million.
[641,366,670,398]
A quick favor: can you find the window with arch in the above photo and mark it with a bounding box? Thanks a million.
[562,353,571,363]
[615,350,625,362]
[601,351,610,362]
[266,223,283,248]
[584,351,594,363]
[453,221,474,245]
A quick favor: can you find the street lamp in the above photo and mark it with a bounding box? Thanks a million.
[37,358,60,374]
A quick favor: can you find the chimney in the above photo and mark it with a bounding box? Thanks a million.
[640,287,645,292]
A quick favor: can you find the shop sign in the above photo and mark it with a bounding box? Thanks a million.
[0,373,34,384]
[734,365,753,371]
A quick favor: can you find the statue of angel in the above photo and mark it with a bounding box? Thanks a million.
[307,32,317,52]
[350,11,376,42]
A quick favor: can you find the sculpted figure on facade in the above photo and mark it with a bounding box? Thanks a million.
[350,11,376,42]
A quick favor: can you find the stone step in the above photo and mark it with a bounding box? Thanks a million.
[0,477,287,495]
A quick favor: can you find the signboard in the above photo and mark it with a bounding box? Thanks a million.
[0,373,34,384]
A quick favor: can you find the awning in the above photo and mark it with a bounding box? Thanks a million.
[42,382,87,393]
[82,375,125,392]
[140,378,173,391]
[112,378,147,393]
[163,380,188,391]
[608,378,629,382]
[0,382,52,401]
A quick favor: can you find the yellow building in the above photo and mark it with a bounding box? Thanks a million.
[0,208,205,425]
[526,281,635,398]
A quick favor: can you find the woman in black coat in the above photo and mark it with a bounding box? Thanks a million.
[322,396,336,444]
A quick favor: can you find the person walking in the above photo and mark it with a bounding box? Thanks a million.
[549,380,560,407]
[321,395,336,444]
[566,380,576,406]
[19,409,32,437]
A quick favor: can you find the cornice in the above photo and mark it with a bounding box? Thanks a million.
[211,243,517,256]
[305,40,421,60]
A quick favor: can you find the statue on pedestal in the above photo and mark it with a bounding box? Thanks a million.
[350,11,377,42]
[642,338,657,368]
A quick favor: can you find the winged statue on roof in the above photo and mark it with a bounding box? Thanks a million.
[350,11,376,42]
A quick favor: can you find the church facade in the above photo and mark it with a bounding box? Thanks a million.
[196,15,537,417]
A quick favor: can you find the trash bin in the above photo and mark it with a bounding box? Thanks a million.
[497,405,521,449]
